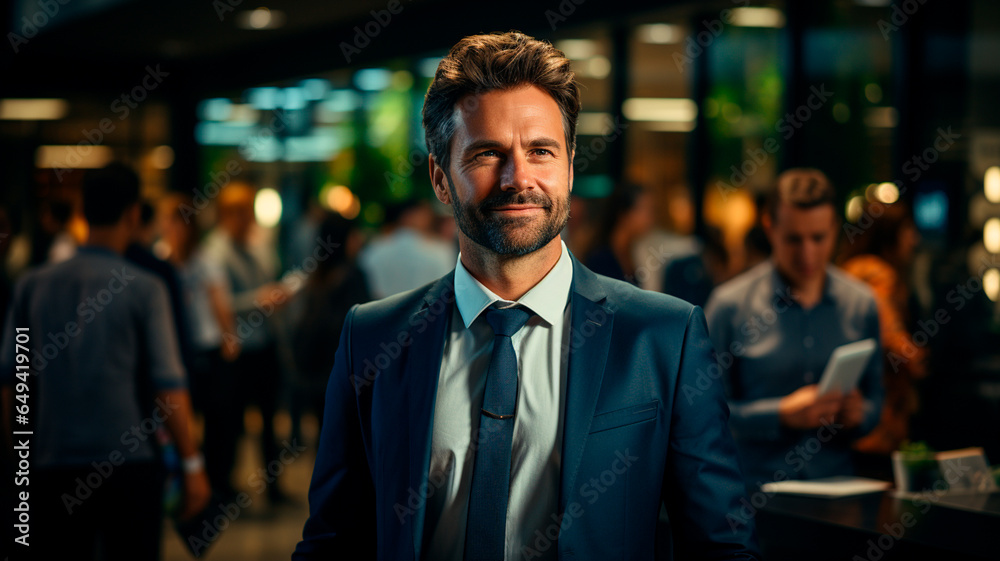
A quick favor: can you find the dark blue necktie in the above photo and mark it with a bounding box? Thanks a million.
[464,305,533,561]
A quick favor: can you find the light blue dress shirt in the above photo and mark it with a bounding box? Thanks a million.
[422,241,573,561]
[704,261,883,487]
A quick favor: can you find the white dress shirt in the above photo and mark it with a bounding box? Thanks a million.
[422,241,573,561]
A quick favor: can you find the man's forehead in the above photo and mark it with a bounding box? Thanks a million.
[453,86,561,120]
[449,86,566,145]
[774,203,836,230]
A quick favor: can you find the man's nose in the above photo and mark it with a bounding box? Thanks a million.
[500,152,533,192]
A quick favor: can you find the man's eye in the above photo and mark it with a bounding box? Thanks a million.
[532,148,553,156]
[476,150,501,159]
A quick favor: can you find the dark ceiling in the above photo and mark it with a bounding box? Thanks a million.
[2,0,678,99]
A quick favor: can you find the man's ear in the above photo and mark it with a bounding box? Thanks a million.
[123,203,142,237]
[762,211,774,241]
[568,149,574,193]
[429,154,451,205]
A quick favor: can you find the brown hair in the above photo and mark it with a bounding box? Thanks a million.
[765,167,837,219]
[837,201,914,268]
[421,31,581,171]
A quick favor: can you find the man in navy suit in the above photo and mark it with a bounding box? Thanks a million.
[293,31,759,561]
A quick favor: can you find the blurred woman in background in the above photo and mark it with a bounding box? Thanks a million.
[838,201,927,461]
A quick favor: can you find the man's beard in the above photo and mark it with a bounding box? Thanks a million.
[447,179,570,257]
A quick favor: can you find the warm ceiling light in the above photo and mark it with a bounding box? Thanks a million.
[0,98,68,120]
[35,145,112,169]
[255,188,283,227]
[236,7,285,30]
[846,196,865,222]
[622,98,697,123]
[985,166,1000,204]
[875,182,899,204]
[984,268,1000,302]
[730,7,786,28]
[151,145,175,170]
[637,24,683,44]
[985,218,1000,254]
[555,39,598,60]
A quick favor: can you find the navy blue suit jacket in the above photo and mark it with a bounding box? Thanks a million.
[293,256,759,560]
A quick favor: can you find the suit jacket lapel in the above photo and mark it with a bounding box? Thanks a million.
[407,272,455,559]
[559,257,614,514]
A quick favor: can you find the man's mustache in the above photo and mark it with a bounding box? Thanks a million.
[479,191,553,211]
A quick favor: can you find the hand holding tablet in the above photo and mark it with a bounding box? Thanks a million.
[816,338,878,396]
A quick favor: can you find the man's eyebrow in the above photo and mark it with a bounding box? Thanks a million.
[462,139,505,155]
[460,136,564,156]
[526,136,562,149]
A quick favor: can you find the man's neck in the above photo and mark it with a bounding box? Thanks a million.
[86,227,129,254]
[459,236,562,301]
[779,266,826,309]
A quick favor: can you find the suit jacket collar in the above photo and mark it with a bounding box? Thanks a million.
[559,257,615,516]
[407,271,455,558]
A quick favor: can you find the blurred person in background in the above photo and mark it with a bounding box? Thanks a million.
[662,225,728,307]
[201,183,293,506]
[705,168,883,488]
[584,181,656,284]
[290,212,370,446]
[742,225,771,272]
[838,201,927,467]
[160,193,242,497]
[126,201,193,377]
[0,162,209,560]
[41,197,78,264]
[357,197,455,299]
[631,187,701,293]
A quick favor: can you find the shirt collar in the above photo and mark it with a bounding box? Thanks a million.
[768,260,836,306]
[454,240,573,329]
[77,245,120,257]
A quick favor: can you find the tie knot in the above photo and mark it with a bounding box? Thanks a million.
[485,305,532,337]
